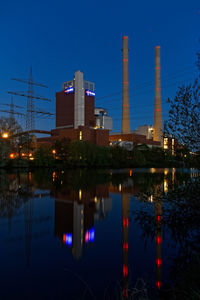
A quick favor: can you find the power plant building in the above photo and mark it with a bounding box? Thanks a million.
[37,71,111,146]
[58,71,96,129]
[37,39,164,149]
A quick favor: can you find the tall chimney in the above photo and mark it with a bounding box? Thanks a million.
[153,46,163,145]
[122,36,130,133]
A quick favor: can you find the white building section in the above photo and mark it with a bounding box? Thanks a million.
[95,108,113,131]
[62,78,95,92]
[74,71,85,128]
[133,125,153,139]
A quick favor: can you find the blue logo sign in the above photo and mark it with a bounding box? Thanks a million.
[64,87,74,94]
[85,90,95,97]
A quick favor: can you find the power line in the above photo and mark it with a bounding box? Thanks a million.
[11,78,48,88]
[96,76,195,114]
[96,66,197,101]
[7,91,51,102]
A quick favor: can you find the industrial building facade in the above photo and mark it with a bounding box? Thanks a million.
[57,71,96,129]
[37,71,111,147]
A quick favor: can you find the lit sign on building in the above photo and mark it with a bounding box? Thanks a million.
[63,233,72,246]
[85,90,95,97]
[85,228,95,243]
[64,87,75,94]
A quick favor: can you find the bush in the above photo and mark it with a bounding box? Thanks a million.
[34,146,54,167]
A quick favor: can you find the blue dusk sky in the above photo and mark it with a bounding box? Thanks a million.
[0,0,199,132]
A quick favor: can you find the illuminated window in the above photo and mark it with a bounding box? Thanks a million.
[79,189,82,200]
[164,169,168,176]
[79,130,82,141]
[164,138,168,149]
[52,171,56,182]
[172,138,175,155]
[2,132,9,139]
[164,179,168,193]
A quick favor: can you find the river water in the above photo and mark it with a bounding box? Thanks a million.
[0,168,199,299]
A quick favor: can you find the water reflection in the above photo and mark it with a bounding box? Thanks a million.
[0,171,51,269]
[121,193,130,299]
[54,181,112,260]
[154,195,162,291]
[0,168,199,299]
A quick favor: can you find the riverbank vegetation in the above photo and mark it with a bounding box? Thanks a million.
[1,139,199,169]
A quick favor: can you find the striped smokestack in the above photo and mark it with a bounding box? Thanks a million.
[122,36,130,133]
[153,46,163,145]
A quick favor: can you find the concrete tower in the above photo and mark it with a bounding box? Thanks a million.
[122,36,130,133]
[153,46,163,145]
[74,71,85,128]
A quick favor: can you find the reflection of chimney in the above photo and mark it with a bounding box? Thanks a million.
[122,193,130,298]
[122,36,130,134]
[153,46,163,145]
[155,200,162,290]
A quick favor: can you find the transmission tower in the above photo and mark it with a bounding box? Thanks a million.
[0,97,25,127]
[8,67,51,132]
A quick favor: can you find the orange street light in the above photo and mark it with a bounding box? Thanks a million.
[10,153,14,159]
[2,132,9,139]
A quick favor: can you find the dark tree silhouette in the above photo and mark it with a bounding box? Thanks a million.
[165,79,200,151]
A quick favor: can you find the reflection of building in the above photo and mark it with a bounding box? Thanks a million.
[94,197,112,220]
[54,185,111,260]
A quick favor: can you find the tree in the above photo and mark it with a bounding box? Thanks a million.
[0,117,22,161]
[0,117,22,137]
[34,146,54,167]
[165,79,200,151]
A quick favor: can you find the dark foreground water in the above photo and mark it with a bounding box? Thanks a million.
[0,168,199,300]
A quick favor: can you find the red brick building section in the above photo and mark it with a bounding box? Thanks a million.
[85,95,95,127]
[56,91,74,128]
[37,71,109,147]
[37,126,109,147]
[56,91,95,129]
